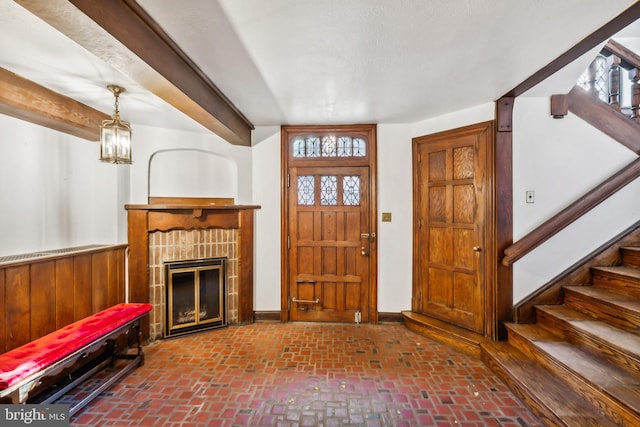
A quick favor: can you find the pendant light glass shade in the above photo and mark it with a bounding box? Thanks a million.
[100,85,132,164]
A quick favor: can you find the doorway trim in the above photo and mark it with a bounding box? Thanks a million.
[280,124,378,323]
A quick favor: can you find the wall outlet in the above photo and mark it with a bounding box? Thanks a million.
[526,190,535,203]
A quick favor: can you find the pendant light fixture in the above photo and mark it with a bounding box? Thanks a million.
[100,84,132,164]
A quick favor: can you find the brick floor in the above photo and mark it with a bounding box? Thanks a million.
[64,323,542,426]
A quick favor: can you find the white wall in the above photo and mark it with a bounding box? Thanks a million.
[251,127,281,311]
[0,115,124,256]
[512,96,640,302]
[376,124,413,312]
[0,119,252,258]
[148,149,237,199]
[129,125,252,205]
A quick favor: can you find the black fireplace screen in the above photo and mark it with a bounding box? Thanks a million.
[165,257,226,338]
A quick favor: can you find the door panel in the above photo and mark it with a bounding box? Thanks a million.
[414,125,488,334]
[289,166,370,322]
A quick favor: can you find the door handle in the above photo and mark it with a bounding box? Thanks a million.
[473,246,482,252]
[360,232,376,239]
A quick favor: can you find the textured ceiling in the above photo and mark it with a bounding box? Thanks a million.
[1,0,639,138]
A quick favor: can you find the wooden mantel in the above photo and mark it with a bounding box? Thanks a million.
[125,199,260,329]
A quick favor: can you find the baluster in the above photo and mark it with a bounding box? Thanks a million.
[630,68,640,123]
[608,55,621,111]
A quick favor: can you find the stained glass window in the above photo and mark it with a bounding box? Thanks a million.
[293,137,320,158]
[577,55,608,102]
[343,176,360,206]
[320,176,338,205]
[292,136,366,158]
[297,176,314,205]
[321,136,336,157]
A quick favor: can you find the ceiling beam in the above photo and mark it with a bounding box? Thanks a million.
[16,0,253,146]
[0,67,109,141]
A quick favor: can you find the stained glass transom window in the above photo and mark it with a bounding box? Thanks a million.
[293,137,320,158]
[320,176,338,205]
[292,136,366,158]
[343,176,360,206]
[297,176,314,205]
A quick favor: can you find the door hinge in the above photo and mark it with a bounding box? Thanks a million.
[287,235,290,249]
[418,153,421,162]
[287,173,290,188]
[418,218,422,229]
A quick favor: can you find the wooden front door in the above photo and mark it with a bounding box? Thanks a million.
[282,125,377,323]
[412,122,493,334]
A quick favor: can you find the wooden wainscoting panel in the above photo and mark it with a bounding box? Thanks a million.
[91,251,109,313]
[30,261,57,339]
[0,245,127,352]
[74,254,93,321]
[55,257,75,328]
[106,249,124,307]
[5,265,30,349]
[0,269,5,353]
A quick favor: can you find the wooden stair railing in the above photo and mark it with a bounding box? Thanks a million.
[502,39,640,268]
[602,39,640,123]
[567,85,640,154]
[502,157,640,267]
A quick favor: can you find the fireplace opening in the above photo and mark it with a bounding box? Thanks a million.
[165,257,227,338]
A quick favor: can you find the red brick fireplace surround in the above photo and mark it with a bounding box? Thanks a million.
[126,197,260,340]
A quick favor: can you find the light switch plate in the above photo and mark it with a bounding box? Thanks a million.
[382,212,392,222]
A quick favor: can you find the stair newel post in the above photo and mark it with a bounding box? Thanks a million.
[608,55,621,111]
[630,68,640,123]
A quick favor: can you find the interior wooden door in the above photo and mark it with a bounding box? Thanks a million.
[413,122,491,334]
[282,125,377,323]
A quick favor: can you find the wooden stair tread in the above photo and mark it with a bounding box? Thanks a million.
[564,285,640,313]
[481,341,617,426]
[507,323,640,412]
[591,265,640,279]
[591,266,640,298]
[621,246,640,252]
[563,285,640,332]
[536,304,640,356]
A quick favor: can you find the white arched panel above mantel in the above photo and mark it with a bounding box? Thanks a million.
[148,149,238,200]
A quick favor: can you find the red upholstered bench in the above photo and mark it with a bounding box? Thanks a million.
[0,303,151,415]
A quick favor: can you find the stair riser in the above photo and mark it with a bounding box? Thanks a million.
[592,272,640,298]
[506,325,637,426]
[622,248,640,269]
[563,290,640,332]
[536,309,640,376]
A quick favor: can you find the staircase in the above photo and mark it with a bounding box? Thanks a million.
[483,246,640,426]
